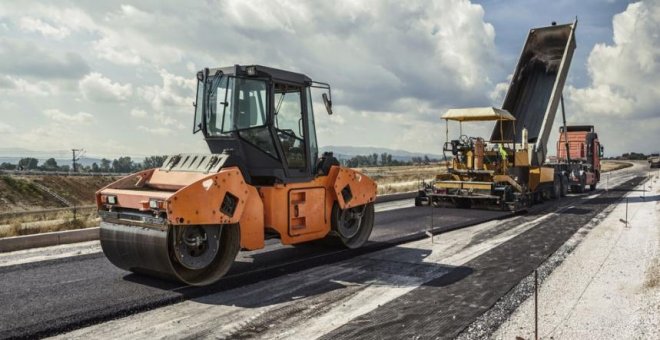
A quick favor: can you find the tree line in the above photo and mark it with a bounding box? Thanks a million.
[342,152,436,167]
[0,156,167,173]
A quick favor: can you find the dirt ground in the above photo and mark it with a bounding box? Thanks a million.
[0,175,116,213]
[601,160,634,172]
[493,175,659,339]
[358,163,446,194]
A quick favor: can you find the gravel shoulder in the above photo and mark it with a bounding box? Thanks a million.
[493,175,660,339]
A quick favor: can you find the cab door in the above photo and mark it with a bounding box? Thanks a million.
[274,87,309,178]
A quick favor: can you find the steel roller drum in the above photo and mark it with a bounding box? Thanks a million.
[100,221,239,286]
[100,222,175,280]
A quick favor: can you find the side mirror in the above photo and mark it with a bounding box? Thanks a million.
[599,145,604,158]
[322,93,333,115]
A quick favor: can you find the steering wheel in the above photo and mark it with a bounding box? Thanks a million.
[459,135,471,145]
[277,129,299,149]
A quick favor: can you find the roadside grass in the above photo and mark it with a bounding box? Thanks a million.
[0,210,99,238]
[0,206,97,225]
[377,182,421,195]
[645,255,660,289]
[602,160,634,172]
[360,163,447,195]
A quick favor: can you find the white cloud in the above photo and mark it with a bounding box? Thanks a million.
[130,108,148,118]
[18,17,71,39]
[43,109,93,123]
[489,74,513,106]
[79,72,132,102]
[0,75,59,96]
[3,0,607,157]
[0,122,14,133]
[0,37,89,79]
[138,125,172,136]
[139,69,195,112]
[566,0,660,154]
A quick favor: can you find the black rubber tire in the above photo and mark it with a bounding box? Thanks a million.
[535,191,544,204]
[590,182,597,191]
[455,198,472,209]
[169,224,240,286]
[414,197,423,207]
[560,175,568,197]
[578,174,587,193]
[550,175,561,199]
[331,202,375,249]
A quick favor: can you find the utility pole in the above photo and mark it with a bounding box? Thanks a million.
[72,149,85,172]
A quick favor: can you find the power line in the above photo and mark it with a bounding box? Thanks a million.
[72,149,85,172]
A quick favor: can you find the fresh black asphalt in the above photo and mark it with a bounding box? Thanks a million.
[0,175,643,339]
[0,203,505,339]
[322,177,646,340]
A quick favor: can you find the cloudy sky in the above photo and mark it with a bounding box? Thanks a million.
[0,0,657,159]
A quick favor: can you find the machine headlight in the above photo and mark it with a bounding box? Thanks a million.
[106,195,117,205]
[149,199,161,209]
[246,66,257,76]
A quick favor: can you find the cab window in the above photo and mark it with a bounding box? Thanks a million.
[274,86,305,169]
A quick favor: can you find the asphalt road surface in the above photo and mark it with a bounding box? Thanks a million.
[0,162,649,339]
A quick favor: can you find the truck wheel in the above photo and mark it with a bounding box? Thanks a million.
[590,182,597,191]
[332,202,374,249]
[414,197,423,206]
[455,198,471,209]
[578,174,587,193]
[550,175,561,199]
[560,175,568,197]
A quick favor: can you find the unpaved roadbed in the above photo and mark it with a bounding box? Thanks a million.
[50,177,646,339]
[492,178,659,339]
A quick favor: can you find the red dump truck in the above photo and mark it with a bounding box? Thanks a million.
[546,125,603,193]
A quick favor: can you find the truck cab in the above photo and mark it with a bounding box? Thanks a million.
[193,65,334,185]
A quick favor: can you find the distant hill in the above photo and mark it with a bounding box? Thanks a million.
[320,145,443,162]
[0,146,444,165]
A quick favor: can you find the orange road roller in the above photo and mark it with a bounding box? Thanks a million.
[96,65,377,286]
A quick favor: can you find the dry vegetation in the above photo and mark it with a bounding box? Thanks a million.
[601,160,634,172]
[0,209,99,238]
[0,174,112,238]
[0,175,116,213]
[357,163,447,195]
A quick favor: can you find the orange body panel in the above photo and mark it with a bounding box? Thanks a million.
[557,131,589,160]
[288,188,326,236]
[96,164,377,250]
[100,188,172,212]
[237,185,265,250]
[258,165,376,245]
[148,169,210,190]
[166,167,249,226]
[333,167,378,209]
[259,174,337,245]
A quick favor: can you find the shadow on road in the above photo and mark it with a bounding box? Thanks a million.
[187,247,473,308]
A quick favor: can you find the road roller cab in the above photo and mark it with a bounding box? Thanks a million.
[96,65,377,286]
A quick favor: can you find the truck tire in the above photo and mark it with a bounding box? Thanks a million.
[577,174,586,193]
[550,175,561,199]
[560,175,568,197]
[590,182,597,191]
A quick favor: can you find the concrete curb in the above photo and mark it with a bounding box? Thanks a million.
[0,227,99,253]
